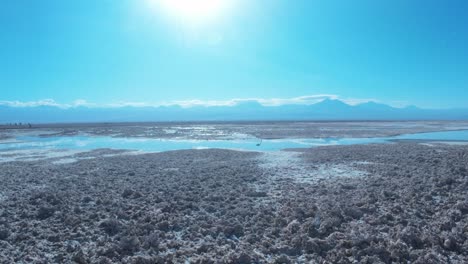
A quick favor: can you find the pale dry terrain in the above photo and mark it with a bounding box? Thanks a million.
[3,120,468,140]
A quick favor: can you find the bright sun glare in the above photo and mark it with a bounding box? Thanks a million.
[151,0,232,27]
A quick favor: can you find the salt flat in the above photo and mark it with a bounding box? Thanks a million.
[0,122,467,263]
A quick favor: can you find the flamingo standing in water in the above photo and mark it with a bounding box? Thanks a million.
[256,139,262,146]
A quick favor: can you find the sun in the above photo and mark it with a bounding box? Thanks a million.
[150,0,232,27]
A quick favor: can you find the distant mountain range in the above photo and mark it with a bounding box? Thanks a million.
[1,99,467,123]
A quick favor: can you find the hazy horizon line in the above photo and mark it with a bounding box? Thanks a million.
[0,95,416,109]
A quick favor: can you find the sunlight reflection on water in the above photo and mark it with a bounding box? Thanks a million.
[1,130,468,153]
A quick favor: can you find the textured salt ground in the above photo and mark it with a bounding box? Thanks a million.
[3,120,468,140]
[259,151,368,184]
[0,149,86,163]
[0,148,145,164]
[0,143,468,263]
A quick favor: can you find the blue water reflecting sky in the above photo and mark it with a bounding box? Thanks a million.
[2,130,468,153]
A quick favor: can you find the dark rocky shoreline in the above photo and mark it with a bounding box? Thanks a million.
[0,143,467,263]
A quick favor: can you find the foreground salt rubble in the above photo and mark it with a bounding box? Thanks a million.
[0,143,467,263]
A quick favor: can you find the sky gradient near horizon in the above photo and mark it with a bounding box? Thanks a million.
[1,0,467,109]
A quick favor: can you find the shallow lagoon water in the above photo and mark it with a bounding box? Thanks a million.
[1,130,468,153]
[1,135,387,152]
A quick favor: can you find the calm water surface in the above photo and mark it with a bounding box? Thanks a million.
[1,130,468,152]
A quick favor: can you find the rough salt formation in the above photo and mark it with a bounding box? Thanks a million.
[0,143,467,263]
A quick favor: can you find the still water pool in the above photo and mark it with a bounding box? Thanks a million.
[1,130,468,153]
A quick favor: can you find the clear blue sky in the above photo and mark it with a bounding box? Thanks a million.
[1,0,467,108]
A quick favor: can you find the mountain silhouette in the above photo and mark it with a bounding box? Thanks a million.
[0,99,467,123]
